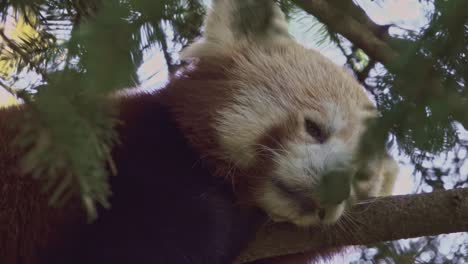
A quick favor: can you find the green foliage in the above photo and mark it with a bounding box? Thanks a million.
[373,0,467,176]
[14,72,118,218]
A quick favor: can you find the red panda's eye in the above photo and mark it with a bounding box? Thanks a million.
[305,118,325,143]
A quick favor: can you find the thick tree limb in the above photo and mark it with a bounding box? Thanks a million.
[292,0,399,64]
[237,188,468,263]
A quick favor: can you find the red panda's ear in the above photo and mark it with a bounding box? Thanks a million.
[181,0,291,60]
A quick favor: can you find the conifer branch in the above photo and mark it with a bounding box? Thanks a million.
[0,27,49,82]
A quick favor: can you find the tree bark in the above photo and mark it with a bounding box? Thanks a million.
[236,188,468,263]
[292,0,399,64]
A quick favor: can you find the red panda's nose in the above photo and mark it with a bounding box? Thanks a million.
[318,208,326,220]
[318,170,351,205]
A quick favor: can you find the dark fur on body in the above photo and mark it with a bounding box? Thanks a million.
[0,88,263,264]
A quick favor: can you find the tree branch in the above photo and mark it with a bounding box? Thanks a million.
[328,0,391,42]
[237,188,468,263]
[156,23,177,75]
[0,79,18,99]
[292,0,399,64]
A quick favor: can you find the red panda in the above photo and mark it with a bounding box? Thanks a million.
[0,0,398,263]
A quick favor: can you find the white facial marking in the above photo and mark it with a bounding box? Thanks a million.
[217,89,287,167]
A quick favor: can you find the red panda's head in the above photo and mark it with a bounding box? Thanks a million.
[163,0,381,227]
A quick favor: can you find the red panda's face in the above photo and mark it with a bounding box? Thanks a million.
[210,44,373,226]
[173,0,392,227]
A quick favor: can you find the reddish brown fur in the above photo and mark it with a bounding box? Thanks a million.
[0,106,85,263]
[160,57,261,205]
[160,58,235,178]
